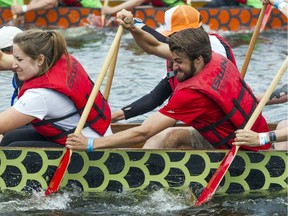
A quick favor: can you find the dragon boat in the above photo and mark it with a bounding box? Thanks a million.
[0,3,287,32]
[0,123,287,197]
[99,0,212,8]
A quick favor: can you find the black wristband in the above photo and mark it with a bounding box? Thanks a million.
[269,131,277,143]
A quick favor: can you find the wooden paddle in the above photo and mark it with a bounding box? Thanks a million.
[194,4,275,206]
[12,0,17,20]
[241,4,268,78]
[260,4,272,32]
[103,43,120,100]
[195,56,288,206]
[104,15,130,100]
[45,24,126,196]
[101,0,109,28]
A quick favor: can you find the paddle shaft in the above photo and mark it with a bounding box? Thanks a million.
[45,24,125,196]
[103,44,120,100]
[101,0,109,27]
[12,0,17,20]
[244,56,288,130]
[75,25,124,133]
[195,56,288,206]
[241,4,268,78]
[195,4,278,206]
[104,17,132,100]
[260,4,272,32]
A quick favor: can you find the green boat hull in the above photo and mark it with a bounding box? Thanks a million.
[0,148,286,195]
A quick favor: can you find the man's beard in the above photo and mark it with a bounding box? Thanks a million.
[177,62,197,82]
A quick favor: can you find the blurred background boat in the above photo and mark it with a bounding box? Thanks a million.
[0,1,287,32]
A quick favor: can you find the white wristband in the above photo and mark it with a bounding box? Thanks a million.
[274,0,284,8]
[259,133,268,146]
[278,2,287,12]
[22,5,28,13]
[87,138,94,152]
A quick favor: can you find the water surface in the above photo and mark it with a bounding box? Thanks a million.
[0,27,287,215]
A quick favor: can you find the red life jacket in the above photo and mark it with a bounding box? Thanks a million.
[18,54,111,145]
[61,0,81,7]
[175,52,270,151]
[167,33,237,92]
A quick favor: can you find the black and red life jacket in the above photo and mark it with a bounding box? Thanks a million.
[18,54,111,145]
[167,33,237,91]
[175,52,270,150]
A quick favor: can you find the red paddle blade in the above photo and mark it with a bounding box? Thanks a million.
[195,146,239,206]
[260,4,272,32]
[45,149,72,196]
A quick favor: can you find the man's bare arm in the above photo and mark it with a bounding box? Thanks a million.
[66,112,177,150]
[116,9,171,60]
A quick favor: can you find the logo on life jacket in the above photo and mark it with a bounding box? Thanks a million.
[67,59,78,89]
[211,57,228,91]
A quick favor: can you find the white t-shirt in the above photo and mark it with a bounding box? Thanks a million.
[209,35,227,58]
[13,88,112,138]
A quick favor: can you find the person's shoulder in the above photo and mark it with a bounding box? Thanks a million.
[26,88,54,93]
[25,88,64,98]
[171,88,205,104]
[208,33,229,45]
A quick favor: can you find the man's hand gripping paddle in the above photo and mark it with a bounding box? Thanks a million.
[194,4,275,206]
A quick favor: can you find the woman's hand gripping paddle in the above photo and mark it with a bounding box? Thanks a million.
[195,56,287,206]
[45,23,127,196]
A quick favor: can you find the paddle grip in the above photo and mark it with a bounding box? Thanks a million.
[124,17,132,24]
